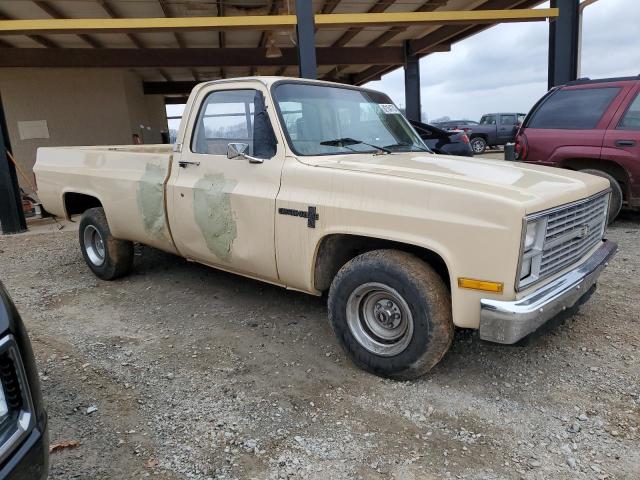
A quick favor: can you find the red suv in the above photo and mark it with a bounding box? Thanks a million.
[516,76,640,222]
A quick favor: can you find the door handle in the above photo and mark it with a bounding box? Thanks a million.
[615,139,636,147]
[178,160,201,168]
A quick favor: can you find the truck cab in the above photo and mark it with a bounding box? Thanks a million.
[470,112,526,154]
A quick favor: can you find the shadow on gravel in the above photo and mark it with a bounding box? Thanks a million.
[124,230,634,390]
[129,244,551,385]
[616,209,640,224]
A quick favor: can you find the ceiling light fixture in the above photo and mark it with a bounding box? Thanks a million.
[265,36,282,59]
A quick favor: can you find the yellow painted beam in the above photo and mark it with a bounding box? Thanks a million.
[0,9,558,35]
[315,8,558,27]
[0,16,296,35]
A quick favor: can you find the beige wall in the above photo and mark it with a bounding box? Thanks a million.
[0,68,168,193]
[145,95,171,142]
[122,70,166,145]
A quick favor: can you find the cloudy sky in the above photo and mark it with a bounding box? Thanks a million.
[365,0,640,123]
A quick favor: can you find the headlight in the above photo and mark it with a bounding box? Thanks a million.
[0,335,34,465]
[0,389,8,427]
[518,217,547,287]
[524,222,538,251]
[520,256,532,279]
[523,219,545,253]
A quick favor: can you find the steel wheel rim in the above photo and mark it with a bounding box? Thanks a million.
[83,225,106,266]
[346,282,414,357]
[472,139,484,153]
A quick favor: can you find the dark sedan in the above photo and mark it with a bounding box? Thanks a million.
[0,282,48,480]
[410,120,474,157]
[432,119,479,132]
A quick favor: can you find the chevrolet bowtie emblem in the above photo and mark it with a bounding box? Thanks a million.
[580,224,590,238]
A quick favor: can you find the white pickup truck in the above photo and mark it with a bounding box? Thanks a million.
[34,77,616,379]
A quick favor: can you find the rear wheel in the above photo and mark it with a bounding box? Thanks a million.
[328,250,453,380]
[580,169,623,224]
[470,137,487,154]
[79,207,134,280]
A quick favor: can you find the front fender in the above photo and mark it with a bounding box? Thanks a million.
[275,161,525,329]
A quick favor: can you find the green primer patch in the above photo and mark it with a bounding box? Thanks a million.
[137,163,168,240]
[193,174,238,261]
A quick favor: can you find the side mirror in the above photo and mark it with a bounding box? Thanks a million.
[227,142,248,159]
[227,143,264,164]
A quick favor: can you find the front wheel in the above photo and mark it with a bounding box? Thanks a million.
[79,207,134,280]
[328,250,453,380]
[470,137,487,154]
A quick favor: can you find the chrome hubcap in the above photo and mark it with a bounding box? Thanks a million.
[346,283,413,356]
[83,225,105,266]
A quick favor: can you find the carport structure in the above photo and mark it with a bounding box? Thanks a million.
[1,0,579,234]
[0,1,559,90]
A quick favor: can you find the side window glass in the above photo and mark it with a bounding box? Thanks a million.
[619,93,640,130]
[529,87,620,129]
[501,115,516,125]
[191,89,276,158]
[480,115,496,125]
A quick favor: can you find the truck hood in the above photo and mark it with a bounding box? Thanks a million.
[301,152,609,213]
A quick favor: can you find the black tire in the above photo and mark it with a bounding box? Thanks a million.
[79,207,134,280]
[580,169,623,224]
[470,137,487,154]
[328,250,453,380]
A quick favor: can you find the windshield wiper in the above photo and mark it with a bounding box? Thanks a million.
[320,137,392,154]
[383,142,432,153]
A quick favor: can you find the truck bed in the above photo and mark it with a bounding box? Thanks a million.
[34,144,178,254]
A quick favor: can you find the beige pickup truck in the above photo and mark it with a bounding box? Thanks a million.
[34,77,617,379]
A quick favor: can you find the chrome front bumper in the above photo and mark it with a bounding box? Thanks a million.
[479,240,617,344]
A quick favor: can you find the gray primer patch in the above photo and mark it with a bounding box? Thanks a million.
[193,173,237,260]
[137,163,168,240]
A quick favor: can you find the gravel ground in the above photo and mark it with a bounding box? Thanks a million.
[0,212,638,480]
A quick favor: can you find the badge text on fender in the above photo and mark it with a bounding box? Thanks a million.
[278,206,319,228]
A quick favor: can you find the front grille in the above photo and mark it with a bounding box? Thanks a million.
[539,193,608,279]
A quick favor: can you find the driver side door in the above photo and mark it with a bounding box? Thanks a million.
[498,114,517,143]
[167,84,285,283]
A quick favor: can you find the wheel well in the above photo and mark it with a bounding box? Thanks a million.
[470,134,487,141]
[63,192,102,218]
[561,158,630,200]
[313,234,450,293]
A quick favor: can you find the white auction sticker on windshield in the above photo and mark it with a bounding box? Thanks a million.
[378,104,401,114]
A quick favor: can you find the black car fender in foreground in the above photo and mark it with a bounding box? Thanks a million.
[0,283,48,480]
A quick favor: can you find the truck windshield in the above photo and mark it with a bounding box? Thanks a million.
[273,82,426,156]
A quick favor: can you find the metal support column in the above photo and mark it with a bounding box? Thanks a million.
[404,41,421,122]
[295,0,317,79]
[548,0,580,89]
[577,0,601,78]
[0,94,26,234]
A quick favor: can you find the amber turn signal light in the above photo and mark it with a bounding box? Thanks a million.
[458,278,504,293]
